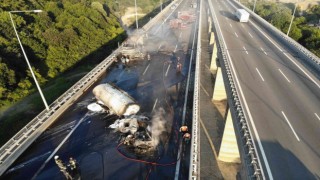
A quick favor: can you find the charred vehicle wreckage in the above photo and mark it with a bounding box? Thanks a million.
[87,83,170,154]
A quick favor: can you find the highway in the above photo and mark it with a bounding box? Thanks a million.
[1,0,198,179]
[210,0,320,179]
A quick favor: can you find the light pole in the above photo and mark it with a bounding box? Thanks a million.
[253,0,257,12]
[135,0,139,29]
[287,3,298,36]
[160,0,163,12]
[9,10,49,111]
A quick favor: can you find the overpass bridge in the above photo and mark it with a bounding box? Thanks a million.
[1,0,320,179]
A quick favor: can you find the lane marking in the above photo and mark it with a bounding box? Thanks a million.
[174,44,178,52]
[243,46,248,54]
[210,1,271,179]
[260,47,267,55]
[248,32,253,38]
[165,64,171,76]
[256,68,265,82]
[179,32,182,38]
[229,23,232,28]
[152,98,158,112]
[200,83,210,96]
[241,24,244,28]
[281,111,300,141]
[278,69,291,83]
[315,113,320,121]
[246,13,320,89]
[143,64,150,75]
[235,32,238,37]
[158,44,162,50]
[32,113,90,179]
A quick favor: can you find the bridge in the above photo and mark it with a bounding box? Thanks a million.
[1,0,320,179]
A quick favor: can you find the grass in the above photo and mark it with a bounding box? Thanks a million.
[0,65,94,146]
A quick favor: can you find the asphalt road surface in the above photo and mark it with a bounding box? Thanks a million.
[1,0,199,179]
[210,0,320,179]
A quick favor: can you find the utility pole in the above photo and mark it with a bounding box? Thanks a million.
[287,3,298,36]
[135,0,139,29]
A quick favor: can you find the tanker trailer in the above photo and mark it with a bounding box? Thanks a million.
[92,83,140,116]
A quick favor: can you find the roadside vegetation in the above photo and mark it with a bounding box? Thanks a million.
[244,2,320,57]
[0,0,166,146]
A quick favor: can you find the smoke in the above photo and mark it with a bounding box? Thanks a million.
[150,107,173,147]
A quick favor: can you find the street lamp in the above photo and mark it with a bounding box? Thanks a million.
[287,3,298,36]
[135,0,139,29]
[253,0,257,12]
[9,10,49,111]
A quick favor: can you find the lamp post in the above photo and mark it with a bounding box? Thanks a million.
[253,0,257,12]
[135,0,139,29]
[160,0,163,12]
[9,10,49,111]
[287,3,298,36]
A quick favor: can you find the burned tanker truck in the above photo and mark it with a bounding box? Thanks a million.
[87,83,154,152]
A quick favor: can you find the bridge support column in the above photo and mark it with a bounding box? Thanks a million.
[209,32,215,45]
[208,17,212,33]
[218,109,240,163]
[212,67,226,101]
[210,44,218,73]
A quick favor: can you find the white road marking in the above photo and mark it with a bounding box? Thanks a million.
[256,68,265,82]
[248,15,320,89]
[165,64,171,76]
[243,46,248,54]
[143,64,150,75]
[235,32,238,37]
[229,23,232,28]
[210,1,271,179]
[278,69,291,83]
[241,24,244,28]
[260,47,267,55]
[158,44,162,50]
[179,32,182,38]
[200,83,210,96]
[174,44,178,52]
[32,113,90,179]
[248,32,253,38]
[205,64,210,70]
[315,113,320,121]
[281,111,300,141]
[152,98,158,112]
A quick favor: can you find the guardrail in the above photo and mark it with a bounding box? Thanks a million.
[233,0,320,76]
[189,0,201,179]
[208,0,264,179]
[0,1,176,176]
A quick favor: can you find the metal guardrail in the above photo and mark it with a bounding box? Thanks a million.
[208,0,264,179]
[0,1,176,176]
[233,0,320,75]
[189,0,201,178]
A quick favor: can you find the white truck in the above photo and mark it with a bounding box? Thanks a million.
[235,9,250,22]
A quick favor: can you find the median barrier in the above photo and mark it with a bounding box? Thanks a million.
[208,0,264,179]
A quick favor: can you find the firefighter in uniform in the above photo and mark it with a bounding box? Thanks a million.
[54,155,73,180]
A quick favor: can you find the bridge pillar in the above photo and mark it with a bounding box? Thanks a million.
[208,17,212,33]
[212,67,226,101]
[209,32,215,45]
[210,44,218,73]
[218,108,240,163]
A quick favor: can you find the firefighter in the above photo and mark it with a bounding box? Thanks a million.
[179,125,188,133]
[183,133,191,144]
[176,57,182,73]
[54,155,73,180]
[68,157,79,176]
